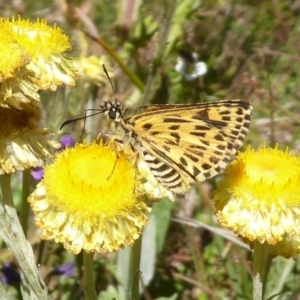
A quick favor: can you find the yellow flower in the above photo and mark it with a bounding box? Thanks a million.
[0,31,40,109]
[28,141,150,255]
[0,16,79,92]
[0,105,59,174]
[212,145,300,258]
[74,55,112,86]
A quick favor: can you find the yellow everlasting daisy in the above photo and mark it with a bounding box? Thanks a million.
[212,145,300,258]
[28,141,150,255]
[0,16,79,92]
[0,105,59,174]
[0,31,40,109]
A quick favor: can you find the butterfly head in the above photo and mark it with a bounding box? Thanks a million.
[101,101,123,122]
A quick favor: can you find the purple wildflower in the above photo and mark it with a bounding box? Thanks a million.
[48,262,75,277]
[1,263,21,285]
[31,167,44,181]
[59,135,75,150]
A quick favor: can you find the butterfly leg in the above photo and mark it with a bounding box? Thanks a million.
[96,130,116,141]
[95,131,122,179]
[105,138,141,180]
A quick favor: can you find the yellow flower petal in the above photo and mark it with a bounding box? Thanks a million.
[0,105,59,174]
[28,141,150,254]
[0,69,40,109]
[213,145,300,258]
[27,55,79,91]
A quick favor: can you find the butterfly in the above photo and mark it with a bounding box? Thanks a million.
[85,99,252,198]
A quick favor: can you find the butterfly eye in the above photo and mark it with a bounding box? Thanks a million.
[109,108,117,119]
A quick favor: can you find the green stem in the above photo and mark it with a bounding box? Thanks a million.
[36,240,46,266]
[253,241,271,300]
[83,251,97,300]
[0,174,14,207]
[130,236,142,300]
[20,169,31,236]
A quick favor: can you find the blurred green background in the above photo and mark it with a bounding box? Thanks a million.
[2,0,300,299]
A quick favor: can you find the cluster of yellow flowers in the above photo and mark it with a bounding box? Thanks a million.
[0,16,76,173]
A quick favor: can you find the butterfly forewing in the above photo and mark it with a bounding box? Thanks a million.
[119,100,252,196]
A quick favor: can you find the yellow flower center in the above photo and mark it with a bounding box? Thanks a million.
[3,16,71,58]
[245,155,295,184]
[0,40,30,79]
[226,146,300,208]
[43,142,136,218]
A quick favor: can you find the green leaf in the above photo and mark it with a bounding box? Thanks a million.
[152,198,176,254]
[140,199,176,287]
[140,214,157,286]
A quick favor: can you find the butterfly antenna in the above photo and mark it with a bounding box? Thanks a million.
[60,109,104,141]
[102,64,118,104]
[60,110,103,130]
